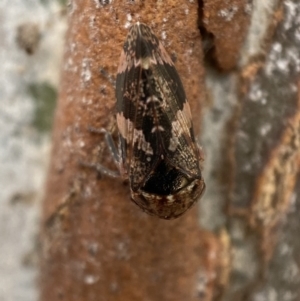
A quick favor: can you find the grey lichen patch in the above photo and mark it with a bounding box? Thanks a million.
[227,219,259,290]
[200,70,238,231]
[28,82,57,133]
[240,0,280,65]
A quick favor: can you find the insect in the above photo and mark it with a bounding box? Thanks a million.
[102,22,205,219]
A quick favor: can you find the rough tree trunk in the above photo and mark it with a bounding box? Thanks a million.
[40,1,216,301]
[40,1,300,301]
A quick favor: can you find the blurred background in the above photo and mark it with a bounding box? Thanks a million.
[0,1,67,300]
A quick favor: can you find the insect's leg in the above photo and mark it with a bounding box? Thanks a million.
[80,160,120,178]
[88,63,119,178]
[88,126,120,168]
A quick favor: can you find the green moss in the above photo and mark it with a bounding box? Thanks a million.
[28,82,57,133]
[56,0,68,6]
[40,0,67,7]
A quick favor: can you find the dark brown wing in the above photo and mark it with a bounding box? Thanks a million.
[116,23,201,191]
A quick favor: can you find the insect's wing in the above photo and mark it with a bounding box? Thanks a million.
[116,24,160,188]
[148,57,201,179]
[116,23,201,191]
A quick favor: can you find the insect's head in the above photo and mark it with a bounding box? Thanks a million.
[130,175,205,220]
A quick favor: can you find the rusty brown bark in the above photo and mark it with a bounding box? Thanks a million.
[200,0,251,70]
[40,1,219,301]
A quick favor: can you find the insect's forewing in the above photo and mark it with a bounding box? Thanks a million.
[116,23,201,192]
[148,56,201,178]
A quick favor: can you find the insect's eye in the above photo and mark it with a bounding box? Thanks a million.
[142,160,191,196]
[176,176,188,191]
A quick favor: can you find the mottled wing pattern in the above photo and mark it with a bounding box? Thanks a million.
[116,23,200,191]
[147,57,201,177]
[116,24,157,187]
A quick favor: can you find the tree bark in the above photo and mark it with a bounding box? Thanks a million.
[40,1,300,301]
[40,1,218,301]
